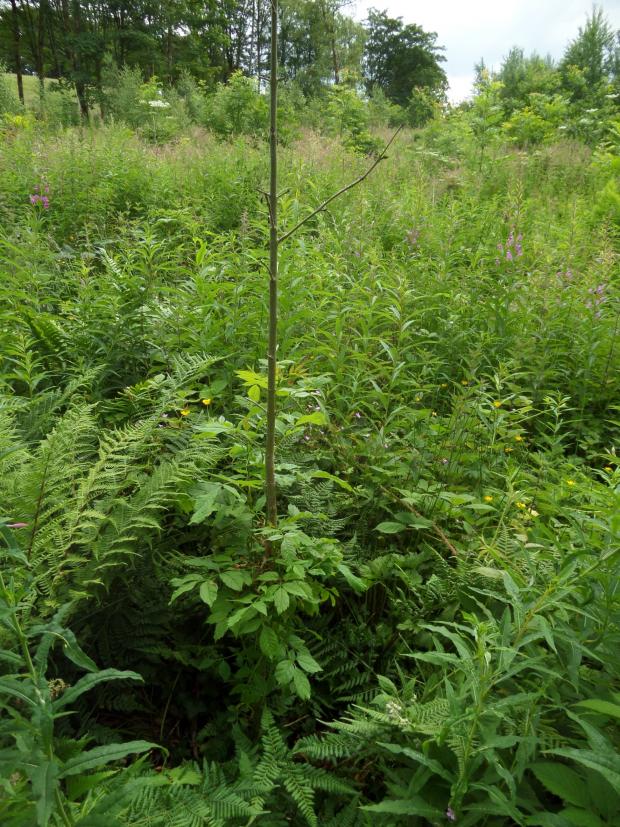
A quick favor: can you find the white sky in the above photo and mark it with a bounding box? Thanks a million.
[350,1,620,102]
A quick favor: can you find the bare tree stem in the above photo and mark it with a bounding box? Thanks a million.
[265,0,279,528]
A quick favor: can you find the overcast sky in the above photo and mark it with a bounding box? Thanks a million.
[350,1,620,102]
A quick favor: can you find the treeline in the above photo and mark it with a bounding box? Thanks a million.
[1,2,619,148]
[0,0,447,118]
[468,7,620,146]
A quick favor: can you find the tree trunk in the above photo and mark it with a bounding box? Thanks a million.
[9,0,25,103]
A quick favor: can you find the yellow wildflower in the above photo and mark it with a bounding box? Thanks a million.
[461,379,469,385]
[604,466,613,473]
[566,479,575,486]
[504,447,513,453]
[516,501,526,509]
[528,508,539,517]
[484,495,494,503]
[180,408,190,417]
[202,398,212,406]
[515,434,524,442]
[493,400,503,408]
[441,383,448,388]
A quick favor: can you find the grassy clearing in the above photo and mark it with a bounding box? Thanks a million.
[2,72,60,106]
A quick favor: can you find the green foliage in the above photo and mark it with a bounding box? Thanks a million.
[321,85,381,154]
[0,44,619,826]
[364,9,447,106]
[203,71,268,139]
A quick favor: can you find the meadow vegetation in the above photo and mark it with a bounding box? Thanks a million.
[0,5,619,826]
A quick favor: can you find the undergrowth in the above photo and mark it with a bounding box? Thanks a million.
[0,116,618,826]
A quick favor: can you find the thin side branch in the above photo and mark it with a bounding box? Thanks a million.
[278,125,403,244]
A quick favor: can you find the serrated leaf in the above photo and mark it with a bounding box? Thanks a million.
[296,651,322,674]
[60,741,156,778]
[54,669,143,710]
[337,563,368,593]
[60,629,98,673]
[283,580,311,599]
[292,668,311,699]
[275,659,295,685]
[31,759,59,827]
[169,574,202,603]
[220,569,248,591]
[248,385,261,402]
[273,586,290,614]
[199,580,218,607]
[259,626,281,659]
[189,483,223,524]
[0,677,36,707]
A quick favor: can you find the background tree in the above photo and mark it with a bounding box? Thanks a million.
[497,47,560,115]
[363,7,446,108]
[560,5,619,100]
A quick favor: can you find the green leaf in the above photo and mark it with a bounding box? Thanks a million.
[549,749,620,793]
[363,797,441,818]
[296,412,326,426]
[220,569,248,591]
[259,626,281,659]
[60,629,98,673]
[375,521,406,534]
[226,606,255,630]
[0,677,36,707]
[275,659,295,686]
[530,762,589,808]
[189,483,222,524]
[283,580,312,599]
[296,651,322,674]
[576,700,620,720]
[378,743,452,782]
[54,670,143,710]
[248,385,261,402]
[273,586,290,614]
[169,574,202,603]
[31,759,59,827]
[199,580,218,607]
[60,741,157,778]
[292,668,311,700]
[337,563,368,593]
[236,370,267,388]
[561,808,605,827]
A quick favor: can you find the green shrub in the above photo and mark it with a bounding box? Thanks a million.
[204,71,268,139]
